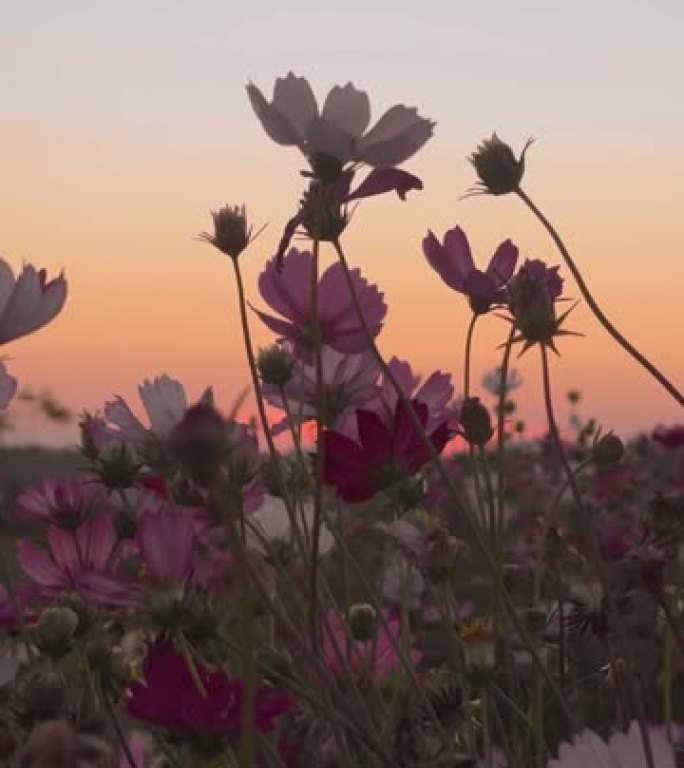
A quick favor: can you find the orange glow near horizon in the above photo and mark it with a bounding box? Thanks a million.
[1,2,683,445]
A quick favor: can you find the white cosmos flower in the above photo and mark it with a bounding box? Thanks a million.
[247,72,434,168]
[105,375,212,445]
[247,494,334,558]
[0,259,67,345]
[549,722,674,768]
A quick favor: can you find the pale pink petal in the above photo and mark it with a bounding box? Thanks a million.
[138,375,187,437]
[357,105,434,166]
[272,72,318,144]
[258,249,313,324]
[0,260,16,317]
[443,227,475,283]
[321,83,370,139]
[307,117,352,163]
[0,265,67,344]
[104,396,149,443]
[246,83,301,146]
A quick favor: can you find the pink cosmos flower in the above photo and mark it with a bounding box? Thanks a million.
[247,72,434,170]
[0,259,67,344]
[423,226,518,314]
[16,514,132,606]
[350,356,457,439]
[322,399,453,502]
[15,476,105,526]
[135,506,197,587]
[126,642,294,734]
[254,248,387,358]
[323,609,421,682]
[262,346,379,432]
[0,362,17,409]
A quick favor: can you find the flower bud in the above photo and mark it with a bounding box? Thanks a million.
[199,205,252,259]
[33,606,79,659]
[300,181,348,243]
[459,397,493,447]
[592,433,624,467]
[348,603,377,642]
[507,260,563,346]
[94,443,141,491]
[469,134,533,195]
[22,670,67,721]
[257,344,294,387]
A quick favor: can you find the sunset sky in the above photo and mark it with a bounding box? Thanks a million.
[1,0,683,445]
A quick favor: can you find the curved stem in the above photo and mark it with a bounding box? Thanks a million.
[332,237,575,728]
[230,257,308,563]
[518,187,684,408]
[496,327,516,553]
[464,312,478,398]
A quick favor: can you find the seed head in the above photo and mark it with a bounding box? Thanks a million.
[469,134,534,196]
[199,205,254,259]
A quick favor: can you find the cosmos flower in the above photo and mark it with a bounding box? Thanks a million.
[548,722,674,768]
[135,506,197,588]
[247,72,434,171]
[254,248,386,358]
[262,345,379,432]
[322,399,453,503]
[0,259,67,345]
[15,514,132,607]
[423,226,518,313]
[323,609,421,682]
[126,642,294,735]
[15,477,106,527]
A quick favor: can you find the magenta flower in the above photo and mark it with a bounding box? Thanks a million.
[15,514,132,607]
[652,425,684,449]
[247,73,434,170]
[345,356,456,440]
[254,248,386,358]
[323,609,421,682]
[136,506,197,587]
[15,477,105,527]
[126,642,294,735]
[423,226,518,313]
[0,259,67,344]
[322,400,453,502]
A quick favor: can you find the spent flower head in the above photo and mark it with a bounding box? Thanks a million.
[468,133,534,196]
[199,205,264,259]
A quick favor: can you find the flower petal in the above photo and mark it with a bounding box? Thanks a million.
[246,82,302,146]
[272,72,319,144]
[358,105,434,166]
[306,117,352,163]
[321,83,371,139]
[346,167,423,202]
[486,239,519,287]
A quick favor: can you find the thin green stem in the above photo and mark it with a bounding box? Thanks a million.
[464,313,478,398]
[517,187,684,408]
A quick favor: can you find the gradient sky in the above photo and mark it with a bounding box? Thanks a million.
[1,0,683,445]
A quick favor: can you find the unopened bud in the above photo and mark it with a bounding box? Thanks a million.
[33,606,79,659]
[459,397,493,447]
[469,134,533,195]
[348,603,377,642]
[592,433,624,467]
